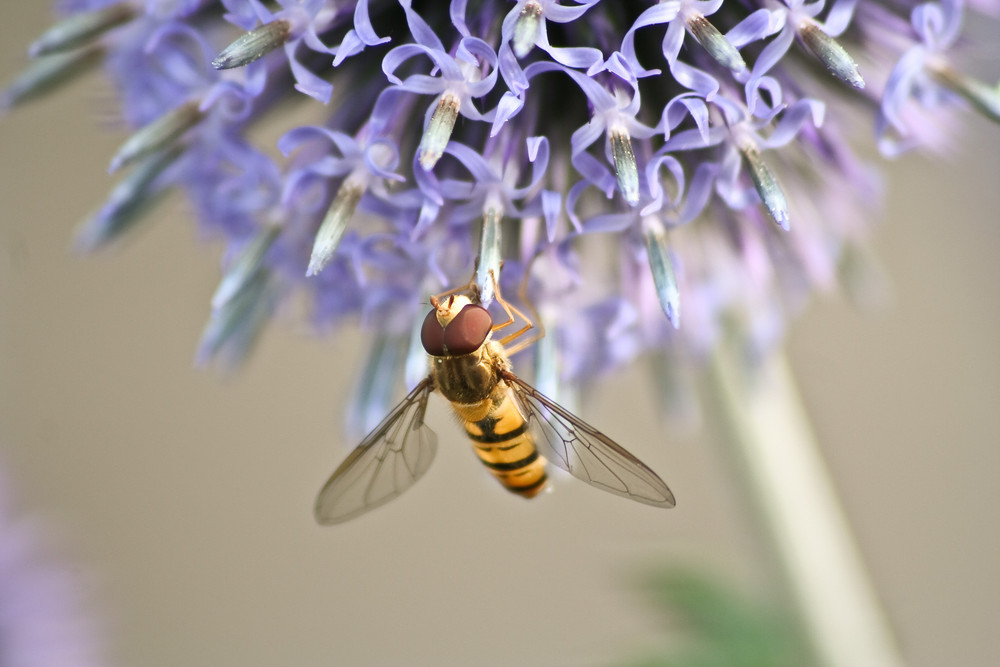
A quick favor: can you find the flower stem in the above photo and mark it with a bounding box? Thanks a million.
[706,346,903,667]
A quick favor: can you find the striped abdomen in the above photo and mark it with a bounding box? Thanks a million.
[460,391,548,499]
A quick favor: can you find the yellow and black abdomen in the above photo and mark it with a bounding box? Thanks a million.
[427,330,547,499]
[462,391,548,499]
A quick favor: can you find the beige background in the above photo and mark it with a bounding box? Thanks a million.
[1,6,998,666]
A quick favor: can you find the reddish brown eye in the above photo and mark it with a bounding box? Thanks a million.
[443,304,492,356]
[420,308,446,356]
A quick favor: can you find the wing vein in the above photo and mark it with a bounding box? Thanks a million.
[501,371,675,508]
[314,378,439,524]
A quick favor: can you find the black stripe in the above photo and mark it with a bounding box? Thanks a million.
[464,421,528,444]
[480,450,539,472]
[509,474,548,494]
[474,440,524,452]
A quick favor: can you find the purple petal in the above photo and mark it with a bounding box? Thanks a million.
[383,44,462,89]
[668,59,720,99]
[823,0,858,36]
[727,8,780,48]
[662,94,710,142]
[762,99,825,149]
[450,0,471,38]
[746,22,794,98]
[582,210,636,233]
[540,43,605,71]
[399,0,445,51]
[643,152,685,215]
[221,0,262,30]
[662,17,686,64]
[544,0,601,22]
[572,150,617,196]
[570,118,606,156]
[351,0,389,45]
[497,42,529,96]
[363,139,403,182]
[678,163,717,224]
[333,31,365,66]
[620,4,681,77]
[441,141,495,183]
[662,125,724,152]
[286,44,332,102]
[279,125,347,156]
[747,75,785,119]
[301,28,335,56]
[490,91,524,136]
[876,46,927,147]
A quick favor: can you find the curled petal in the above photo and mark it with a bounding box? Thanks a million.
[762,99,826,149]
[727,8,780,48]
[287,47,332,102]
[352,0,390,47]
[397,0,445,51]
[621,3,680,77]
[677,163,717,224]
[823,0,859,36]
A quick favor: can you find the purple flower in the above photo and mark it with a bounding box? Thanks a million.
[217,0,346,102]
[0,456,108,667]
[498,0,604,93]
[874,0,984,154]
[3,0,998,417]
[383,0,499,169]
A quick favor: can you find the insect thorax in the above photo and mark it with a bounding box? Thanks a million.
[429,349,498,405]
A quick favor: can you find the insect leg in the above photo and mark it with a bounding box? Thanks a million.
[492,270,545,355]
[487,268,517,334]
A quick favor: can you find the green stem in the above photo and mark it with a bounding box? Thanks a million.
[707,346,903,667]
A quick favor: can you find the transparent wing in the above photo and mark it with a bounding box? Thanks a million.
[501,371,675,508]
[314,378,437,525]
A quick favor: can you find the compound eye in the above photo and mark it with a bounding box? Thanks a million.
[420,308,446,356]
[443,304,492,356]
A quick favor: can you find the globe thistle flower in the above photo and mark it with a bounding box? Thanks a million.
[5,0,996,402]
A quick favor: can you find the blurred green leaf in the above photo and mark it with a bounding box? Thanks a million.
[622,568,811,667]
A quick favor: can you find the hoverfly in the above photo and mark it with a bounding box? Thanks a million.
[314,274,675,524]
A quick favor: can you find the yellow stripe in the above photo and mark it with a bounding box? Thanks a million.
[459,393,548,498]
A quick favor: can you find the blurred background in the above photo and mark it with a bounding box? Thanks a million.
[1,5,998,666]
